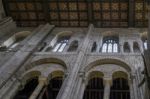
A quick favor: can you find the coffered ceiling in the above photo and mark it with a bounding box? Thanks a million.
[3,0,148,28]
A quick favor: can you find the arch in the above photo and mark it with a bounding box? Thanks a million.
[140,31,148,50]
[48,70,64,80]
[91,42,97,52]
[83,71,104,99]
[133,42,140,53]
[110,71,130,99]
[101,36,119,53]
[49,31,73,52]
[14,70,39,99]
[21,70,41,84]
[3,31,31,48]
[124,42,130,53]
[14,31,31,39]
[13,77,38,99]
[87,71,104,81]
[29,57,67,69]
[57,31,73,37]
[112,71,128,80]
[84,58,132,73]
[67,40,78,52]
[101,31,119,37]
[45,31,73,52]
[42,71,65,99]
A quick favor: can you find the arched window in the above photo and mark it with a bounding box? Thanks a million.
[91,42,97,52]
[52,36,70,52]
[83,77,104,99]
[0,31,31,51]
[42,71,64,99]
[133,42,140,53]
[110,78,130,99]
[83,72,104,99]
[124,42,130,53]
[13,77,38,99]
[143,40,147,50]
[67,40,78,52]
[101,36,119,53]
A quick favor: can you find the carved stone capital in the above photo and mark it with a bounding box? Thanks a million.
[38,76,48,85]
[103,77,112,86]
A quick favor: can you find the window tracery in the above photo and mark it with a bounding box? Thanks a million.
[101,37,119,53]
[48,36,70,52]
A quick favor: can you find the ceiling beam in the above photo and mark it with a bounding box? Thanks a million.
[128,0,135,27]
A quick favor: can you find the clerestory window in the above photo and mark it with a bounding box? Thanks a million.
[52,36,70,52]
[101,36,119,53]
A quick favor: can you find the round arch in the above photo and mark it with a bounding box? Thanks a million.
[14,31,31,39]
[112,71,128,80]
[21,70,41,85]
[87,71,104,81]
[48,70,64,80]
[29,57,67,69]
[101,30,119,37]
[57,31,73,37]
[83,58,132,73]
[3,31,31,47]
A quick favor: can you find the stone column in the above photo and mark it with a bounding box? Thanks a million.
[29,77,48,99]
[103,78,112,99]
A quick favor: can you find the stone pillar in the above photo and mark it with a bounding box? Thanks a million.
[98,36,103,53]
[103,78,112,99]
[56,24,93,99]
[130,74,138,99]
[129,42,134,53]
[120,42,124,53]
[29,77,48,99]
[71,72,86,99]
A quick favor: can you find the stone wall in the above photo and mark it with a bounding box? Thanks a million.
[0,21,147,99]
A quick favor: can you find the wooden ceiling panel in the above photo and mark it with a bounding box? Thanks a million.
[3,0,148,27]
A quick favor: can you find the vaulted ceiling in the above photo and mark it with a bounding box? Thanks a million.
[2,0,148,28]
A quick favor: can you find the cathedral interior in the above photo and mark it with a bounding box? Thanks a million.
[0,0,150,99]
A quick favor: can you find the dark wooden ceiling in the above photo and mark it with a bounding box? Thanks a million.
[2,0,148,28]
